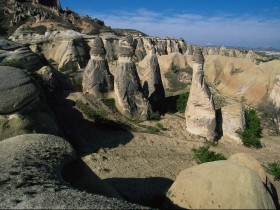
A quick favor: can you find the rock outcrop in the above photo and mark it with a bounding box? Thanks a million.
[185,48,216,140]
[167,156,276,209]
[269,74,280,108]
[138,44,165,111]
[83,36,113,97]
[114,35,150,120]
[221,103,245,143]
[0,134,147,209]
[0,66,39,114]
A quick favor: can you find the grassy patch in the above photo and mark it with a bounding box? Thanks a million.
[156,122,167,131]
[192,146,226,164]
[148,111,161,121]
[145,126,160,134]
[1,59,22,68]
[101,98,117,111]
[176,92,189,113]
[76,100,107,122]
[266,161,280,181]
[237,108,262,148]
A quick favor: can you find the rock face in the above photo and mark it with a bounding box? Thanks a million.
[83,37,113,97]
[185,48,216,140]
[138,44,165,111]
[0,66,39,114]
[0,134,148,209]
[167,158,276,209]
[269,74,280,108]
[221,103,245,143]
[114,35,150,120]
[0,39,44,72]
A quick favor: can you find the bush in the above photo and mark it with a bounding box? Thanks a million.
[148,111,161,121]
[76,100,107,122]
[176,92,189,113]
[59,64,78,73]
[192,146,226,164]
[237,108,262,148]
[145,126,160,134]
[101,98,117,111]
[266,161,280,181]
[1,59,22,68]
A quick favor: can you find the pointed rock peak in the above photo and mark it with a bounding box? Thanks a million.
[90,36,106,56]
[119,35,135,57]
[193,48,204,64]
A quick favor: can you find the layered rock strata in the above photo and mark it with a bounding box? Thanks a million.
[83,36,113,97]
[185,48,216,140]
[114,35,150,120]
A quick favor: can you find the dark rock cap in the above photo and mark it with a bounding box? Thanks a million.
[193,48,204,64]
[90,37,106,56]
[118,35,135,57]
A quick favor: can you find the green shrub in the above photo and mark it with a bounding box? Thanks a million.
[192,146,226,164]
[76,100,107,122]
[237,108,262,148]
[101,98,117,111]
[111,54,118,62]
[59,64,78,73]
[48,58,56,64]
[145,126,160,134]
[266,161,280,181]
[1,59,22,68]
[176,92,189,113]
[148,111,161,121]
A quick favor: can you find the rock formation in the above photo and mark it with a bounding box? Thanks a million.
[114,35,150,120]
[269,74,280,108]
[0,134,146,209]
[221,103,246,143]
[167,155,276,209]
[83,36,113,97]
[138,44,165,111]
[185,48,216,140]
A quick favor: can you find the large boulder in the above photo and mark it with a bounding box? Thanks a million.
[83,37,113,97]
[167,159,276,209]
[138,44,165,111]
[114,35,151,120]
[221,103,245,144]
[185,48,216,140]
[0,66,39,114]
[0,134,147,209]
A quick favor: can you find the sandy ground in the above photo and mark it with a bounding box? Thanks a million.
[81,112,280,208]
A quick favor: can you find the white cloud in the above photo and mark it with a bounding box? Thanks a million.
[87,8,280,48]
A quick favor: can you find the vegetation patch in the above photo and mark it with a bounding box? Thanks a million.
[101,98,117,111]
[192,146,226,164]
[59,64,78,73]
[148,111,161,121]
[176,92,189,113]
[237,108,262,148]
[1,59,22,68]
[155,122,167,131]
[144,126,160,134]
[266,161,280,181]
[76,100,107,122]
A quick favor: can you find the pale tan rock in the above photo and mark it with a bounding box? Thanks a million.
[167,160,276,209]
[228,153,267,184]
[185,48,216,140]
[221,103,245,143]
[269,74,280,108]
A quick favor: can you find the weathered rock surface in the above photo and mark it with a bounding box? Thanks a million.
[0,66,39,114]
[138,44,165,111]
[167,159,276,209]
[0,134,148,209]
[83,37,113,97]
[114,35,150,120]
[185,48,216,140]
[0,38,44,71]
[269,74,280,108]
[221,103,245,143]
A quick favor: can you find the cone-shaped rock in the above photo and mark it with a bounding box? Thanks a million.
[82,37,113,98]
[139,45,165,111]
[185,48,216,140]
[114,35,150,120]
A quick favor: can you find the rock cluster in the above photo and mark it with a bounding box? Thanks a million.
[114,35,150,120]
[83,36,113,97]
[167,153,276,209]
[185,48,216,140]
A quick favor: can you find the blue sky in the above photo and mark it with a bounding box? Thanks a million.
[60,0,280,49]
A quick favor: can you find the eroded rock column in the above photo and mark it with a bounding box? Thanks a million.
[185,48,216,140]
[82,37,113,98]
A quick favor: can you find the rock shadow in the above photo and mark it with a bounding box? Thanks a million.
[104,177,178,209]
[165,95,180,113]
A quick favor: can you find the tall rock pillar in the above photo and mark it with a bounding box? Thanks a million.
[185,48,216,140]
[114,35,151,120]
